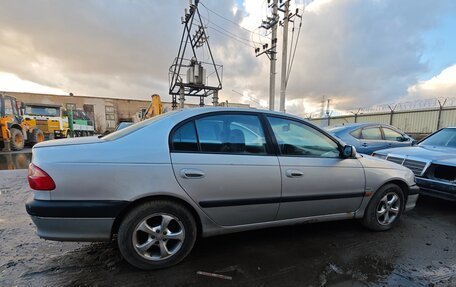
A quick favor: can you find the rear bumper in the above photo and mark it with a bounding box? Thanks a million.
[416,178,456,201]
[26,199,129,241]
[30,216,114,241]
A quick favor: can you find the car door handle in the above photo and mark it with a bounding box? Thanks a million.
[180,169,205,179]
[362,143,368,147]
[285,169,304,178]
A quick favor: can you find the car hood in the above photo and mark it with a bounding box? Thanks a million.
[33,136,103,148]
[375,145,456,163]
[357,154,411,170]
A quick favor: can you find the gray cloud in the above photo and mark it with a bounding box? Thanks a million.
[0,0,455,112]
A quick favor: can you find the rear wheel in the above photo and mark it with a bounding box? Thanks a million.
[118,200,197,270]
[10,128,24,151]
[362,183,405,231]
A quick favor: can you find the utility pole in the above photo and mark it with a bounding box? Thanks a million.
[280,0,290,112]
[256,0,279,111]
[269,0,278,111]
[257,0,302,113]
[279,0,290,112]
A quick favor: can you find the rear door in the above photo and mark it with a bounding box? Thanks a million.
[170,112,281,226]
[359,126,385,154]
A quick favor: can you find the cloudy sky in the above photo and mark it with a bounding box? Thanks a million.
[0,0,455,116]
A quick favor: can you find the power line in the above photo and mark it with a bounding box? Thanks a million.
[286,9,303,84]
[191,19,254,49]
[205,25,256,48]
[200,1,266,37]
[200,15,263,46]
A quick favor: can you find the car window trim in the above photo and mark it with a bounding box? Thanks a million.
[169,110,276,156]
[264,114,344,158]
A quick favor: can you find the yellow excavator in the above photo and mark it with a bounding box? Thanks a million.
[113,94,164,132]
[0,93,44,151]
[140,94,163,120]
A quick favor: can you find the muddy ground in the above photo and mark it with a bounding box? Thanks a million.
[1,170,455,287]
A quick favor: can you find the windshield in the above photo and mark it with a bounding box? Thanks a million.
[25,105,60,117]
[419,128,456,148]
[102,111,176,141]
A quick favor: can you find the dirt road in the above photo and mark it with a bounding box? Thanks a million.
[1,170,455,286]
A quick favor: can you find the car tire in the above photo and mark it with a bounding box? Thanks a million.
[117,200,197,270]
[30,128,45,145]
[10,128,24,151]
[361,183,405,231]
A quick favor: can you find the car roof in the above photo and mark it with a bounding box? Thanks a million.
[174,107,307,121]
[326,122,385,131]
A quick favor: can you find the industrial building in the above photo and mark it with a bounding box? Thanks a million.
[2,91,249,133]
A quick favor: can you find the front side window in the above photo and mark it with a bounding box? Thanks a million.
[267,116,340,157]
[383,128,403,141]
[195,114,267,154]
[361,127,382,140]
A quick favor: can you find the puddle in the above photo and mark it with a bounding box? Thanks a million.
[0,152,31,170]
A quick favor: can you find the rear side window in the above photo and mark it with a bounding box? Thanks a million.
[195,114,267,154]
[171,121,198,151]
[350,128,361,139]
[361,127,382,140]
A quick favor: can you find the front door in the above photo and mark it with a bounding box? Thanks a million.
[382,127,411,149]
[266,116,365,220]
[170,113,281,226]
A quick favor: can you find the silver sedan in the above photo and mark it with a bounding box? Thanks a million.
[25,108,419,269]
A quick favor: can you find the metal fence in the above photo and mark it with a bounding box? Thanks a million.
[307,98,456,136]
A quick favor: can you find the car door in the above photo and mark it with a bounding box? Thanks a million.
[170,112,281,226]
[266,116,365,220]
[359,126,385,154]
[382,127,411,148]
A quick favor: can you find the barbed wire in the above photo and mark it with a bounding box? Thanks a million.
[306,97,456,119]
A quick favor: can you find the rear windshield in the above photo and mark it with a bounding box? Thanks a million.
[102,111,176,141]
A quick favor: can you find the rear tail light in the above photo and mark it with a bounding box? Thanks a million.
[28,163,56,191]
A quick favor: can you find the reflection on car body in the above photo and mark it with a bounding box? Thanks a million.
[326,123,415,155]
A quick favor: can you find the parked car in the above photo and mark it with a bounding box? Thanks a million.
[373,127,456,201]
[25,108,418,270]
[326,123,415,155]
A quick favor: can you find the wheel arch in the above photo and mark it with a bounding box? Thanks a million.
[356,178,410,219]
[385,179,410,201]
[111,195,203,239]
[10,124,23,131]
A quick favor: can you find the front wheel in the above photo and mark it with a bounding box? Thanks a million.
[361,183,405,231]
[117,200,197,270]
[10,128,24,151]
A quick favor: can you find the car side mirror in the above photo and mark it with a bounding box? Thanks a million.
[342,145,356,158]
[397,136,408,142]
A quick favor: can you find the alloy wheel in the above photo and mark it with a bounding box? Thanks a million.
[376,192,401,225]
[132,213,185,261]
